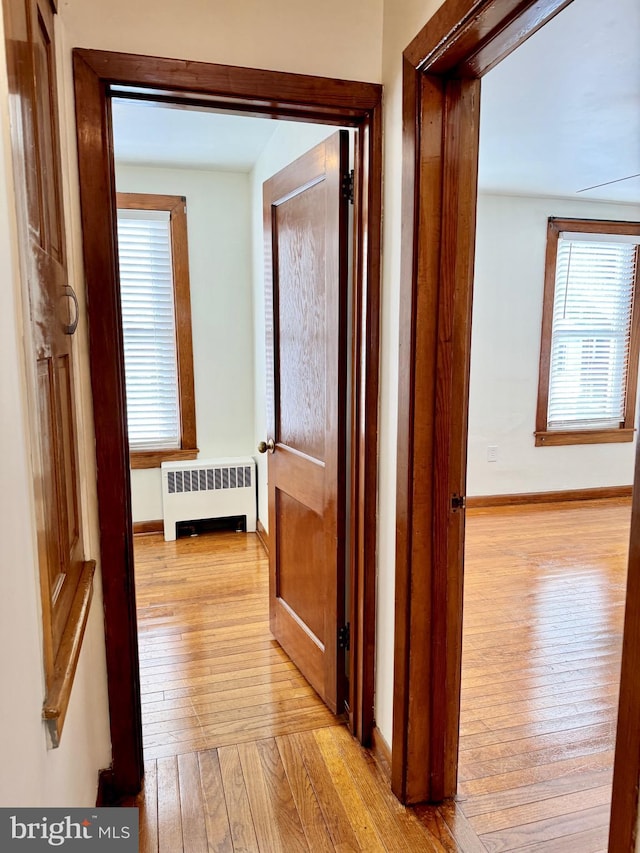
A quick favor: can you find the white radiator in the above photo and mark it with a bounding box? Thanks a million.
[161,457,257,541]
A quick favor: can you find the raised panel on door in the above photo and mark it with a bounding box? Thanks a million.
[31,0,64,261]
[264,130,348,714]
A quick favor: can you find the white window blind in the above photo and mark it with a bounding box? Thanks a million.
[547,237,639,431]
[116,209,181,451]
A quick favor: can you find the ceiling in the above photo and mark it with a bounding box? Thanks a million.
[112,0,640,204]
[112,102,282,172]
[478,0,640,203]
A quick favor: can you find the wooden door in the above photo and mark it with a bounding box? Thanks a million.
[263,131,349,714]
[3,0,84,675]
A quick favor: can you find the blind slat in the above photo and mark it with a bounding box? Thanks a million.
[117,212,180,451]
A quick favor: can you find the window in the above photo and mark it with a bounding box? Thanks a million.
[536,218,640,446]
[116,193,197,467]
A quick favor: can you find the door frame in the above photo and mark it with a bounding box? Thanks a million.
[72,49,382,797]
[393,1,639,837]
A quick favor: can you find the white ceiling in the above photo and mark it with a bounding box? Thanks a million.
[478,0,640,203]
[112,101,281,172]
[112,0,640,203]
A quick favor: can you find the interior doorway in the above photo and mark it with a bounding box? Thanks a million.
[393,2,640,848]
[73,50,382,797]
[109,102,357,758]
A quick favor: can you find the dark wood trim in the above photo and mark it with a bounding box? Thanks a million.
[467,486,633,508]
[96,768,117,806]
[117,191,197,461]
[73,50,382,799]
[535,218,640,444]
[130,448,199,470]
[73,49,381,117]
[609,443,640,850]
[349,97,383,746]
[370,725,392,779]
[133,520,163,536]
[404,0,573,75]
[256,519,269,556]
[73,51,146,796]
[535,428,635,446]
[394,0,606,808]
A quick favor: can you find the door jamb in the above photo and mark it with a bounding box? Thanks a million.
[72,49,382,797]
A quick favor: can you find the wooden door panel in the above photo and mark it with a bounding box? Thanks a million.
[36,356,62,597]
[275,179,326,461]
[56,353,80,554]
[32,0,64,261]
[264,131,348,715]
[277,491,326,642]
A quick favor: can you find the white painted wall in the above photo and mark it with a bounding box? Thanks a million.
[468,193,640,497]
[115,165,255,522]
[0,13,111,807]
[249,122,350,530]
[60,0,384,83]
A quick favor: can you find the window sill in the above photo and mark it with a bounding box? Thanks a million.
[535,428,635,447]
[130,448,199,469]
[42,559,96,747]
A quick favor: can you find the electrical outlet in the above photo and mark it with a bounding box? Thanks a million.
[487,445,498,463]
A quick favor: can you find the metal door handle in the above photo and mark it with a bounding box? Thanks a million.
[63,285,79,335]
[257,438,275,454]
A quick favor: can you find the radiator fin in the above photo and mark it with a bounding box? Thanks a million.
[168,465,252,494]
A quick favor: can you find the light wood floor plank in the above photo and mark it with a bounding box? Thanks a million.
[139,760,158,853]
[218,745,260,853]
[197,750,234,853]
[156,756,183,853]
[276,734,335,853]
[177,752,209,853]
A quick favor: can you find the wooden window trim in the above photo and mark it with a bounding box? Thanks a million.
[116,192,198,468]
[535,218,640,446]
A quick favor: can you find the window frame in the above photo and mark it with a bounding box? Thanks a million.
[116,192,198,468]
[535,217,640,447]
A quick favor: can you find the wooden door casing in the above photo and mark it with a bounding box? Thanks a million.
[73,49,382,796]
[264,132,349,714]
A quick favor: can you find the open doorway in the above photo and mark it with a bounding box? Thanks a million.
[73,51,382,797]
[458,5,640,842]
[393,0,640,847]
[109,101,357,760]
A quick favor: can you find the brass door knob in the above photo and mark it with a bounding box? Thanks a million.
[257,438,275,454]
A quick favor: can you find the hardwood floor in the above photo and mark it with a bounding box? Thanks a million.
[131,530,464,850]
[458,498,630,852]
[134,532,339,760]
[130,499,629,850]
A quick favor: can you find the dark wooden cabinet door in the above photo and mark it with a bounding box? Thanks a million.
[3,0,83,669]
[263,131,348,713]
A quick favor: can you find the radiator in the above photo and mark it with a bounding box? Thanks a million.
[161,457,257,541]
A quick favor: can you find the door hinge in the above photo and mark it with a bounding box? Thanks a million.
[342,169,355,204]
[338,623,350,651]
[451,494,466,512]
